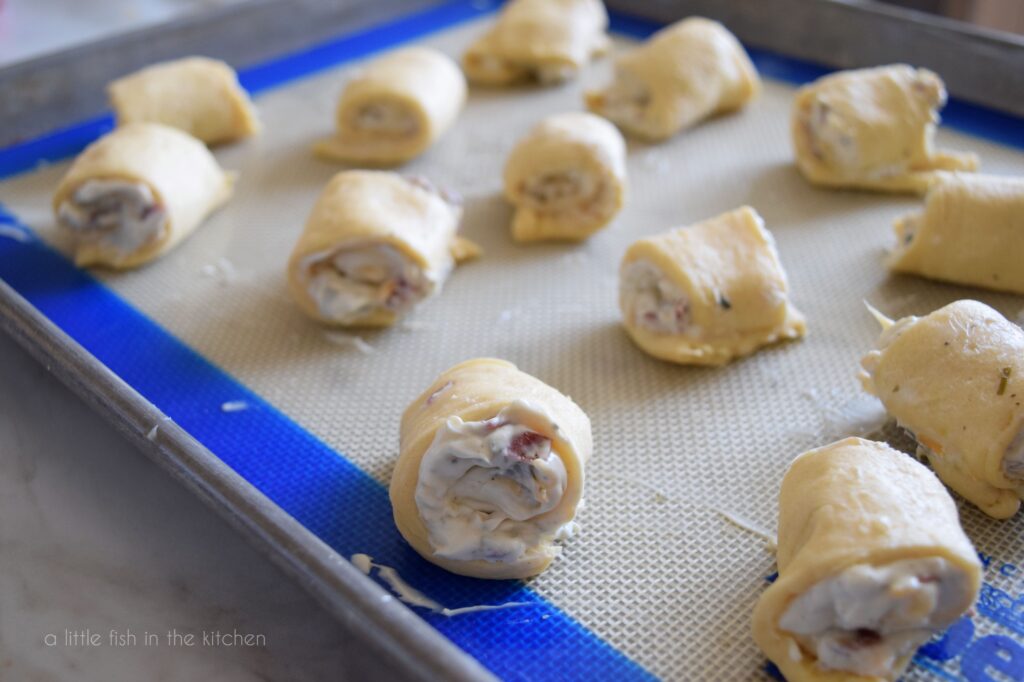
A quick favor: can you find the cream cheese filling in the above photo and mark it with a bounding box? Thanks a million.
[592,68,654,134]
[302,243,437,323]
[802,98,924,182]
[469,53,575,84]
[1001,428,1024,479]
[621,260,692,335]
[349,101,420,138]
[57,179,167,257]
[520,167,602,211]
[780,558,970,678]
[415,401,572,563]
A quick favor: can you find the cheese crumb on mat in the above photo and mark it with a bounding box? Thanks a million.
[323,331,375,354]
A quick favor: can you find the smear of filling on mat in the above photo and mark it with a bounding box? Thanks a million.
[716,510,778,549]
[351,554,532,617]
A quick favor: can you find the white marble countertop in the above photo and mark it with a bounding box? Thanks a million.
[0,329,405,680]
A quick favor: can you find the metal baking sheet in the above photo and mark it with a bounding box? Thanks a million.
[1,2,1023,680]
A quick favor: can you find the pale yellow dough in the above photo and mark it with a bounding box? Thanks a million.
[389,358,591,579]
[792,65,977,194]
[860,300,1024,518]
[887,173,1024,293]
[503,111,626,242]
[462,0,609,86]
[53,123,233,269]
[314,48,466,166]
[585,17,759,141]
[619,206,806,366]
[108,57,260,145]
[287,170,478,327]
[752,437,981,682]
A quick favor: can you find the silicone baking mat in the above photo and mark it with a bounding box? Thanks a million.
[1,2,1023,679]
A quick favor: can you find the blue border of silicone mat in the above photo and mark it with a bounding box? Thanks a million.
[0,2,1021,680]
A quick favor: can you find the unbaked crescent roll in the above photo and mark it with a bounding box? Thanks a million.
[109,57,260,145]
[585,17,759,141]
[619,206,805,366]
[887,173,1024,294]
[792,65,977,194]
[752,437,981,682]
[503,111,626,242]
[314,48,466,166]
[860,300,1024,518]
[53,123,233,269]
[462,0,609,86]
[389,358,591,579]
[287,170,478,327]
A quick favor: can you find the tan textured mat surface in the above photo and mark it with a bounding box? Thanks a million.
[3,19,1023,680]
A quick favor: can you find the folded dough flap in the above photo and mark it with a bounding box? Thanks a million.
[620,206,805,365]
[858,299,1024,518]
[753,438,981,682]
[887,173,1024,294]
[586,17,759,140]
[792,65,977,193]
[287,171,467,326]
[52,122,233,269]
[390,358,591,579]
[316,48,466,164]
[109,56,260,145]
[463,0,608,84]
[504,112,626,241]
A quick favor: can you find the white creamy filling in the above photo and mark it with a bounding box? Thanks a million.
[805,100,861,173]
[805,98,920,181]
[57,180,166,257]
[534,62,575,85]
[521,169,599,212]
[415,401,571,563]
[620,260,692,335]
[780,558,969,678]
[595,68,652,129]
[352,102,419,137]
[303,243,436,323]
[1002,428,1024,479]
[469,53,573,84]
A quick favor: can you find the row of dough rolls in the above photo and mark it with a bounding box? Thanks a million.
[753,437,981,682]
[390,358,591,579]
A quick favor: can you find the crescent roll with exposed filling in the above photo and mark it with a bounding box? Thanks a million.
[108,57,260,145]
[752,437,981,682]
[860,300,1024,518]
[314,47,466,166]
[462,0,609,86]
[53,123,233,269]
[585,17,759,141]
[887,173,1024,294]
[287,170,478,327]
[792,65,977,193]
[390,358,591,579]
[619,206,805,366]
[503,111,626,242]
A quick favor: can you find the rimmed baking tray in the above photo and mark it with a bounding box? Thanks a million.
[1,1,1022,680]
